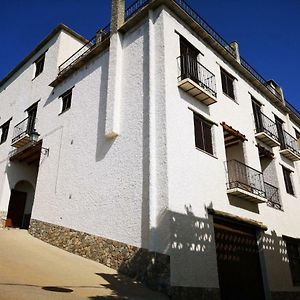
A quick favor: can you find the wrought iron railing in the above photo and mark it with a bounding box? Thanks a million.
[282,130,300,156]
[225,160,266,198]
[177,55,217,98]
[125,0,150,20]
[173,0,236,58]
[172,0,284,102]
[58,24,110,75]
[255,112,279,142]
[286,101,300,120]
[12,117,37,144]
[264,182,282,210]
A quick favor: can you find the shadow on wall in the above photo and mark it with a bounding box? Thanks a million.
[117,204,218,295]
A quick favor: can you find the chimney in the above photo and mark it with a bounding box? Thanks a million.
[110,0,125,34]
[230,41,241,63]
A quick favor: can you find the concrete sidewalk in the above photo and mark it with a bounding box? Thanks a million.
[0,229,168,300]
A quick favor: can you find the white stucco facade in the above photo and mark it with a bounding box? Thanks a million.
[1,1,300,298]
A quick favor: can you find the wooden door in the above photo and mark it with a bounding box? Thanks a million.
[6,189,27,228]
[214,220,265,300]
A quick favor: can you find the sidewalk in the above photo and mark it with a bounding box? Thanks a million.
[0,229,168,300]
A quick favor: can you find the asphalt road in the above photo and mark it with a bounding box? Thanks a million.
[0,229,168,300]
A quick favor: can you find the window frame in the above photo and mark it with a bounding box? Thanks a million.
[284,236,300,286]
[0,120,11,145]
[220,67,236,100]
[193,112,214,155]
[34,53,46,78]
[282,166,295,196]
[59,88,73,115]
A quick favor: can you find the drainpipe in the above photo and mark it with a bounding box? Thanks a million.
[105,0,125,138]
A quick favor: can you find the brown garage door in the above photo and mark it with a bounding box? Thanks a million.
[214,219,265,300]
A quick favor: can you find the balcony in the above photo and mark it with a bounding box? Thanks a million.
[254,112,280,147]
[11,117,37,148]
[264,182,282,210]
[279,130,300,161]
[177,55,217,105]
[225,160,267,204]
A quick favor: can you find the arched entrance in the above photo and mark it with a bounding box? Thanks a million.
[5,180,35,229]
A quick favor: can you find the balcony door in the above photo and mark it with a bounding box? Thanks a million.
[252,98,263,133]
[180,37,199,83]
[275,116,285,149]
[26,103,38,134]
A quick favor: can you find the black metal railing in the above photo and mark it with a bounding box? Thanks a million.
[172,0,285,102]
[264,182,282,210]
[173,0,236,58]
[281,130,300,156]
[177,55,217,98]
[125,0,150,20]
[286,101,300,120]
[58,24,110,75]
[225,160,266,198]
[255,112,279,142]
[12,117,37,144]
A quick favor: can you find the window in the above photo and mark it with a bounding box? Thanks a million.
[34,53,45,78]
[282,166,294,195]
[284,236,300,286]
[180,37,200,82]
[295,129,300,149]
[60,89,72,114]
[0,120,10,144]
[193,113,213,155]
[26,103,38,134]
[251,98,263,133]
[220,68,235,100]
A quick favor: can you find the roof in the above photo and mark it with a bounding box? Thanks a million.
[0,24,88,88]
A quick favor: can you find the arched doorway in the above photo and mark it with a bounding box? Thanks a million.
[6,180,35,229]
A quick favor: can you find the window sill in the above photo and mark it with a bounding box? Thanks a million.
[195,147,218,159]
[58,108,71,116]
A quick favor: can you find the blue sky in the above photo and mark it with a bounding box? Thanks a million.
[1,0,299,111]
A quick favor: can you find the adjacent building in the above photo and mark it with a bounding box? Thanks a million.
[1,0,300,299]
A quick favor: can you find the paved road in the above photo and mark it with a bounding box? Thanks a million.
[0,229,168,300]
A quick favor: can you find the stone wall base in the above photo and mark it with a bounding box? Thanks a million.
[29,219,170,293]
[271,291,300,300]
[0,211,7,228]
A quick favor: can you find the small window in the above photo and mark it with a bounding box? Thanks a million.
[0,120,10,144]
[60,89,72,114]
[193,113,213,155]
[284,236,300,286]
[34,53,45,78]
[220,68,235,100]
[282,166,295,195]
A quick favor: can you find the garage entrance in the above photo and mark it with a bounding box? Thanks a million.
[214,219,265,300]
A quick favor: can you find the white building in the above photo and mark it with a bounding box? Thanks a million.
[1,0,300,299]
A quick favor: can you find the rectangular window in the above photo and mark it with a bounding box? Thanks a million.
[0,120,10,144]
[251,97,263,133]
[60,89,72,114]
[282,166,295,195]
[275,116,285,149]
[284,236,300,286]
[193,113,213,155]
[26,103,38,134]
[221,68,235,100]
[34,53,45,78]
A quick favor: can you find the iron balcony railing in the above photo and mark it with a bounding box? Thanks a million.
[125,0,150,20]
[12,117,37,144]
[58,24,110,75]
[177,54,217,98]
[225,160,266,198]
[255,112,279,142]
[264,182,282,210]
[281,130,300,156]
[172,0,283,101]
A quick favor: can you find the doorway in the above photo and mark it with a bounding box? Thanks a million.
[214,219,265,300]
[6,189,27,228]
